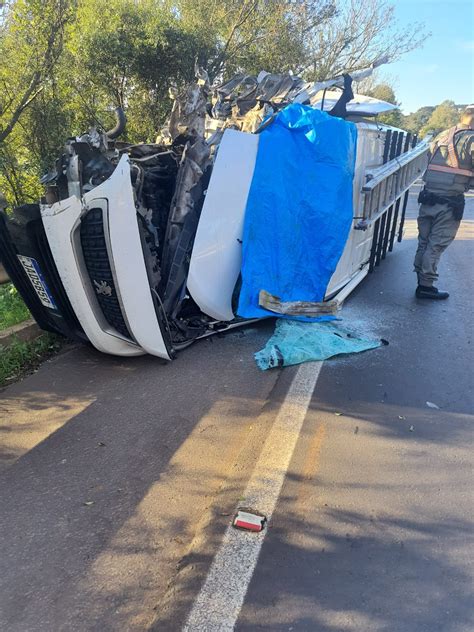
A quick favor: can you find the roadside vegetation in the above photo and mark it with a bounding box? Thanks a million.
[0,283,64,387]
[0,282,59,388]
[0,332,63,387]
[0,283,30,330]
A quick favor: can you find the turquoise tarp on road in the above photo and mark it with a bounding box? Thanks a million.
[237,104,358,320]
[255,320,383,370]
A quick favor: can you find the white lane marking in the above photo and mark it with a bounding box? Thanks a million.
[183,361,323,631]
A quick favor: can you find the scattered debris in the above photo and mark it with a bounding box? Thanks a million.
[426,401,440,409]
[233,509,267,532]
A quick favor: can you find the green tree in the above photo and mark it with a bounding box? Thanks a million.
[0,0,74,145]
[0,0,75,204]
[68,0,208,141]
[419,100,459,138]
[402,106,435,136]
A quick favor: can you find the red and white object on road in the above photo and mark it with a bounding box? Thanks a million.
[233,509,267,532]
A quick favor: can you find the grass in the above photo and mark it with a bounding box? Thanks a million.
[0,283,30,330]
[0,333,63,387]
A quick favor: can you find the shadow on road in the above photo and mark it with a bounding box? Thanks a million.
[235,507,473,632]
[0,322,280,630]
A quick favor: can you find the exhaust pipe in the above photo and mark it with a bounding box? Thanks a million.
[106,107,127,140]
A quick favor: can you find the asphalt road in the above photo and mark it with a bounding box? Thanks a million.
[0,191,473,632]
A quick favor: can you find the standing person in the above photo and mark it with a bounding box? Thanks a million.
[414,105,474,299]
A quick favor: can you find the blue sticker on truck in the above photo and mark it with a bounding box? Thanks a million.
[17,255,57,310]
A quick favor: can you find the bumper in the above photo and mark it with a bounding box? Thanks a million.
[0,208,86,342]
[41,155,171,359]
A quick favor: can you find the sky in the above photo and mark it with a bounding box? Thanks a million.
[383,0,474,113]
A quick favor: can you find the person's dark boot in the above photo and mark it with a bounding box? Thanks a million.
[416,285,449,300]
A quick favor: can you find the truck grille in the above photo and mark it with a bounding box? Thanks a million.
[80,208,131,339]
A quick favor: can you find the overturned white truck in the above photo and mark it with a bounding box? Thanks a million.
[0,70,428,359]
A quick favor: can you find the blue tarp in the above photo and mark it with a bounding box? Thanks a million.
[237,104,358,320]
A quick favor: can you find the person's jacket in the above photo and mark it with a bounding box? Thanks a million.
[423,124,474,196]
